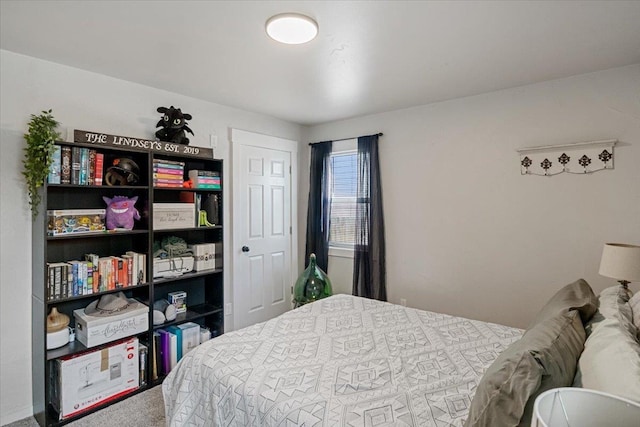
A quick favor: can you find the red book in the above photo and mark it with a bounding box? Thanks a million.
[95,153,104,185]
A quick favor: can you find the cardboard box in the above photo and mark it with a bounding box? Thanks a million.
[74,300,148,348]
[153,256,194,278]
[188,243,215,271]
[51,337,139,420]
[167,291,187,314]
[153,203,195,230]
[47,209,106,236]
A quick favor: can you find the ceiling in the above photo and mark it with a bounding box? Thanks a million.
[2,1,640,126]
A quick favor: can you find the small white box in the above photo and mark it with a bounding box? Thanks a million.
[188,243,215,271]
[51,337,139,420]
[153,203,195,230]
[167,291,187,314]
[74,301,148,348]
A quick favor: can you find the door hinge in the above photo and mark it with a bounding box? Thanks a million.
[290,226,292,235]
[289,165,292,174]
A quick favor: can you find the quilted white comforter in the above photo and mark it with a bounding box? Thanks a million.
[163,294,522,426]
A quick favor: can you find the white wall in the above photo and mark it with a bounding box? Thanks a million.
[302,64,640,329]
[0,50,302,425]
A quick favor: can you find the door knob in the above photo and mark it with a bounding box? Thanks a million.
[242,246,250,252]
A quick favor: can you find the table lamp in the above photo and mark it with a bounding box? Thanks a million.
[532,387,640,427]
[598,243,640,290]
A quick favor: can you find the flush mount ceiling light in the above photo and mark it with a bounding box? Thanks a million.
[266,13,318,44]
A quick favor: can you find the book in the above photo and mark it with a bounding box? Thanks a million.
[152,332,159,380]
[153,167,183,175]
[139,344,148,386]
[166,326,183,361]
[67,261,79,296]
[188,170,220,179]
[126,251,145,285]
[158,329,171,375]
[154,182,184,188]
[153,158,185,166]
[84,253,100,293]
[121,254,134,287]
[153,172,184,180]
[48,145,62,184]
[60,146,72,184]
[169,331,177,371]
[79,148,88,185]
[71,146,81,185]
[94,153,104,185]
[88,149,96,185]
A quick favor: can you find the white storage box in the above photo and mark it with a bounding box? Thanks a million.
[153,256,194,278]
[153,203,195,230]
[188,243,215,271]
[51,337,139,420]
[74,300,148,348]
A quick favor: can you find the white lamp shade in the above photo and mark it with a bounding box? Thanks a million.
[598,243,640,282]
[532,388,640,427]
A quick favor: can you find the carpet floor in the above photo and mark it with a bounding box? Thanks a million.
[4,386,164,427]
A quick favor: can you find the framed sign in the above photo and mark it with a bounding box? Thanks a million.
[72,129,214,159]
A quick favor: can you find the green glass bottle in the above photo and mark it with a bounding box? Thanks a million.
[293,253,333,307]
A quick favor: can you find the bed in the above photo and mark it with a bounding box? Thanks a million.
[163,294,522,426]
[163,281,640,426]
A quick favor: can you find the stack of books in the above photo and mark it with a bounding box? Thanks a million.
[153,159,184,188]
[188,170,221,189]
[48,145,104,186]
[46,251,146,301]
[153,322,210,378]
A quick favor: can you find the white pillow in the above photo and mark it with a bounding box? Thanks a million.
[573,286,640,401]
[629,292,640,335]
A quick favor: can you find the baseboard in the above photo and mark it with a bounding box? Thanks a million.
[1,404,33,426]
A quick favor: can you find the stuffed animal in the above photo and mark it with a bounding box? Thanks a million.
[103,195,141,230]
[155,106,194,145]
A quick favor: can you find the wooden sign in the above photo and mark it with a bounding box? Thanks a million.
[73,129,214,159]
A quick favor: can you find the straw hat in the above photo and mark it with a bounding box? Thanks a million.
[84,292,144,317]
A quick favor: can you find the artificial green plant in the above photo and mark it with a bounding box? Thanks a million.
[23,109,61,219]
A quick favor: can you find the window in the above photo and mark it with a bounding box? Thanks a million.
[329,150,357,247]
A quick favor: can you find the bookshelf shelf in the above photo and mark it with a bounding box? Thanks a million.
[46,330,150,361]
[33,138,224,426]
[153,268,222,286]
[153,304,223,330]
[154,187,221,193]
[47,283,149,304]
[47,229,149,241]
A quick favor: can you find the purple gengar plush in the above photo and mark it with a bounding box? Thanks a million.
[103,196,141,230]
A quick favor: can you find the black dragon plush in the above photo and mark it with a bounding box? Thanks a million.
[155,106,194,145]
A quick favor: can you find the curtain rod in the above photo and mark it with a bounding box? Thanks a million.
[308,132,383,146]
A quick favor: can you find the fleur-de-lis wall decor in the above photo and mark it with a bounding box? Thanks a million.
[517,140,617,176]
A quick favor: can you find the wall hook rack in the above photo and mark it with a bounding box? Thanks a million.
[517,139,617,176]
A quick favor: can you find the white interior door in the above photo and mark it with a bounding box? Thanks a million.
[232,129,298,330]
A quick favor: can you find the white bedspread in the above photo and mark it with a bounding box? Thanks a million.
[163,294,522,426]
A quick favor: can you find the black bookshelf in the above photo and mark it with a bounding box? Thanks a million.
[32,138,224,426]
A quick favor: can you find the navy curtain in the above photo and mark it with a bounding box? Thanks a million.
[305,141,332,271]
[352,134,386,301]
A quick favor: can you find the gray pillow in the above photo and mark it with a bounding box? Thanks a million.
[527,278,597,329]
[465,310,585,427]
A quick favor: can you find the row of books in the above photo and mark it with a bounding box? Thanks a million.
[48,146,104,185]
[151,322,211,379]
[188,170,221,189]
[46,251,146,301]
[153,158,184,188]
